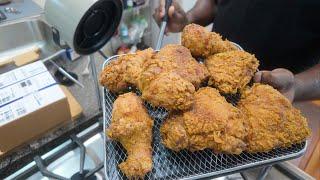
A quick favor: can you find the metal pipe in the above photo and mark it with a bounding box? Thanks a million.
[90,55,102,111]
[48,59,84,88]
[257,165,273,180]
[156,21,167,50]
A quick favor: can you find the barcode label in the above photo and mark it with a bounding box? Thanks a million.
[20,80,32,88]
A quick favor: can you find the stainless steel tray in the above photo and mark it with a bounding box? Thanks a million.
[103,55,307,180]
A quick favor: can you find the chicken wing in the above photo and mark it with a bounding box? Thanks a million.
[99,48,154,93]
[182,23,237,58]
[205,50,259,94]
[106,93,153,178]
[238,84,311,152]
[161,87,246,154]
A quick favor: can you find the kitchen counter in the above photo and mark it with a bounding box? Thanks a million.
[0,54,105,178]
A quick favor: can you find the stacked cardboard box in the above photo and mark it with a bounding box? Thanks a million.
[0,61,71,155]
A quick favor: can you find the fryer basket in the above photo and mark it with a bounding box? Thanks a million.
[102,54,307,180]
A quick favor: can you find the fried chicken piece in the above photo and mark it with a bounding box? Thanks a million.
[138,44,208,90]
[141,72,195,111]
[99,59,129,93]
[154,44,209,89]
[138,45,208,110]
[106,93,153,178]
[101,44,208,111]
[99,48,154,93]
[205,50,259,94]
[182,24,237,58]
[161,87,246,154]
[238,84,311,153]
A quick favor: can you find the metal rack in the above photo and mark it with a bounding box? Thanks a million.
[102,55,307,180]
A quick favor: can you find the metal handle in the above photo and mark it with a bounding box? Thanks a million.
[155,0,173,50]
[49,60,84,88]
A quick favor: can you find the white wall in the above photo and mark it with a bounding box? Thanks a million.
[33,0,45,8]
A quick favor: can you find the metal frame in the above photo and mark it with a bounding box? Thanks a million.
[102,54,307,180]
[7,122,103,179]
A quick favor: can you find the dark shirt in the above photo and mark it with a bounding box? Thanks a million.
[213,0,320,73]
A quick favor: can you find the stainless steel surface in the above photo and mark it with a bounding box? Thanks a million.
[0,0,42,23]
[257,166,273,180]
[90,54,103,111]
[102,55,307,180]
[155,21,167,50]
[0,18,61,63]
[5,123,105,180]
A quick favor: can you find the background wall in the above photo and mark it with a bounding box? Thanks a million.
[32,0,44,8]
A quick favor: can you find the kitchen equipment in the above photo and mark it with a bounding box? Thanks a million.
[102,46,307,179]
[155,0,172,50]
[0,19,61,64]
[0,0,10,5]
[44,0,123,55]
[49,59,84,88]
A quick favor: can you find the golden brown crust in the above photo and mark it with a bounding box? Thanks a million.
[99,48,154,93]
[99,59,129,93]
[137,45,208,111]
[182,24,237,58]
[238,84,311,153]
[107,93,153,178]
[205,50,259,94]
[100,45,208,111]
[161,87,246,154]
[141,72,195,111]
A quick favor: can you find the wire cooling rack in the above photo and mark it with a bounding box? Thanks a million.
[102,55,307,180]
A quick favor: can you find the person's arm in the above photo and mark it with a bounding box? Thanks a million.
[154,0,217,33]
[254,64,320,102]
[186,0,217,26]
[294,64,320,101]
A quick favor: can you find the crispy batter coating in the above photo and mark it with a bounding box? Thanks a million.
[138,44,208,90]
[100,45,207,111]
[106,93,153,178]
[238,84,311,153]
[182,24,237,58]
[99,48,154,93]
[99,59,129,93]
[141,72,195,111]
[161,87,246,154]
[205,50,259,94]
[138,44,208,110]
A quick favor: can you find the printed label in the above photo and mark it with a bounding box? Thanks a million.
[0,71,56,107]
[0,61,47,89]
[0,85,65,126]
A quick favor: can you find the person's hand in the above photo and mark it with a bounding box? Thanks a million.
[254,68,296,102]
[153,0,189,33]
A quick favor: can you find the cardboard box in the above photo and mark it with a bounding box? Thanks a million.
[0,62,71,155]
